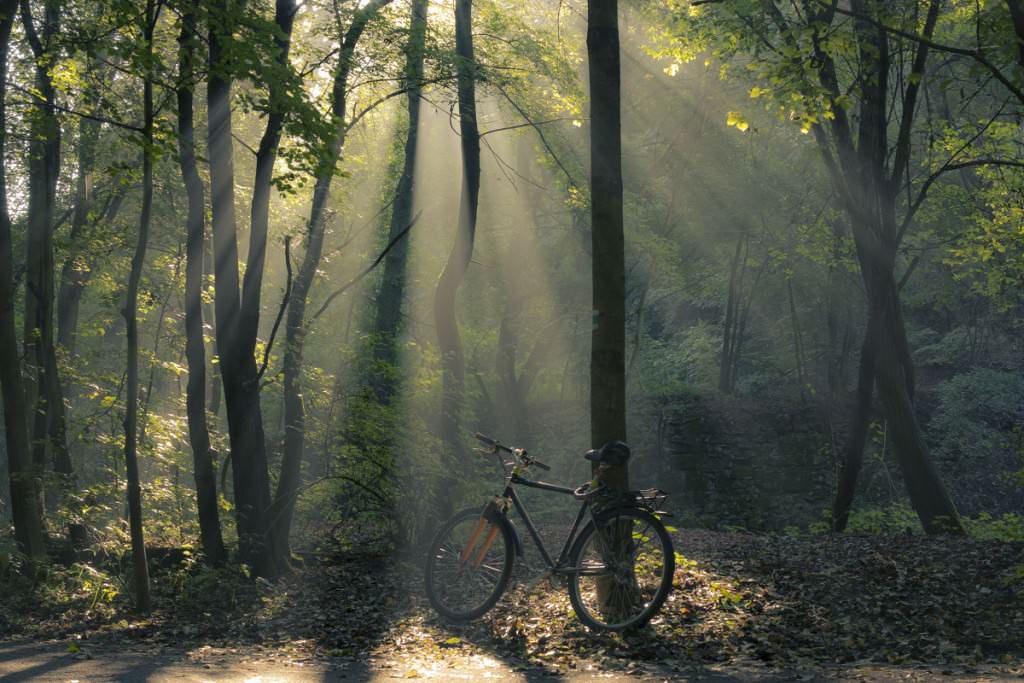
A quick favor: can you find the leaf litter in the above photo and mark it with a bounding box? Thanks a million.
[1,530,1021,677]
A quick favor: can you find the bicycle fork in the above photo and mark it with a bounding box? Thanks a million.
[460,496,509,568]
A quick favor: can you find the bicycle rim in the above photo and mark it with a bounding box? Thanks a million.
[425,509,513,621]
[568,508,674,631]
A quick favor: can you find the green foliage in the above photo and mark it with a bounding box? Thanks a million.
[809,503,1024,540]
[963,513,1024,542]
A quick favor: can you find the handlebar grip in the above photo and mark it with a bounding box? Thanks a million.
[531,459,551,471]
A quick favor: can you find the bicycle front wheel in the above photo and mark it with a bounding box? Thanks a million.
[567,507,674,631]
[424,507,514,622]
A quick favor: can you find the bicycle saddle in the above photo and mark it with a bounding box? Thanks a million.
[583,440,631,465]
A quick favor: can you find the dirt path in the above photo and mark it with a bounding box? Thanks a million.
[1,638,1021,682]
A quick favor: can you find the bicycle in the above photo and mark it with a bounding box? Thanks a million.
[424,433,675,632]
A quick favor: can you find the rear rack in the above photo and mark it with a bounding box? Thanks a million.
[633,488,669,511]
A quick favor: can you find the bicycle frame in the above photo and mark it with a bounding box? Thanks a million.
[500,473,593,574]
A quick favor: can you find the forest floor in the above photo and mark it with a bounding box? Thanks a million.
[1,530,1023,681]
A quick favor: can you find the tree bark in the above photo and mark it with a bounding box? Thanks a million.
[433,0,481,518]
[272,0,393,563]
[0,0,45,559]
[369,0,427,405]
[57,113,99,360]
[207,0,277,578]
[121,0,155,612]
[21,0,70,507]
[718,233,743,393]
[831,319,875,531]
[587,0,629,490]
[178,2,226,565]
[1005,0,1024,70]
[804,0,962,533]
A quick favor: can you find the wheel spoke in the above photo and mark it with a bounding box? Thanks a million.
[569,510,673,631]
[426,511,511,620]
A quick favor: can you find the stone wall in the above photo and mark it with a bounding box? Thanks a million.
[628,393,835,531]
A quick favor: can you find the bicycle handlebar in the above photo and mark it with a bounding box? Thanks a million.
[473,432,551,471]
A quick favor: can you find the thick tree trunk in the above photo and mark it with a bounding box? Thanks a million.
[178,4,226,565]
[587,0,628,489]
[207,0,276,579]
[122,2,155,612]
[369,0,427,404]
[433,0,481,518]
[272,0,393,563]
[831,319,875,532]
[862,251,963,533]
[0,0,45,559]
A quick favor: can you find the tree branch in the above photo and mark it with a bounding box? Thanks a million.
[257,235,293,380]
[308,211,420,325]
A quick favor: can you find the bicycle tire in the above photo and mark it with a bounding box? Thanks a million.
[567,507,674,631]
[424,507,514,622]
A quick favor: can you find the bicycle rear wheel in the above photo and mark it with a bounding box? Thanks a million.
[567,507,674,631]
[424,507,514,622]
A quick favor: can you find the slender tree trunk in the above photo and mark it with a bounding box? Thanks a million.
[719,234,742,393]
[831,319,875,531]
[207,0,277,578]
[57,189,126,359]
[369,0,427,404]
[122,1,155,612]
[433,0,481,518]
[1005,0,1024,70]
[272,0,393,562]
[57,114,99,359]
[178,3,226,565]
[786,278,806,392]
[0,0,45,559]
[21,0,67,510]
[204,235,221,424]
[496,295,526,439]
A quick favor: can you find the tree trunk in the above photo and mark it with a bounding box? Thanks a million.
[718,233,743,393]
[587,0,634,616]
[432,0,479,518]
[862,252,963,533]
[57,114,99,360]
[207,0,277,579]
[57,188,126,360]
[587,0,628,487]
[21,0,69,510]
[204,235,221,424]
[831,318,875,532]
[433,0,481,518]
[122,1,155,612]
[178,3,226,565]
[272,0,393,563]
[1005,0,1024,70]
[0,0,45,559]
[812,0,962,534]
[369,0,427,404]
